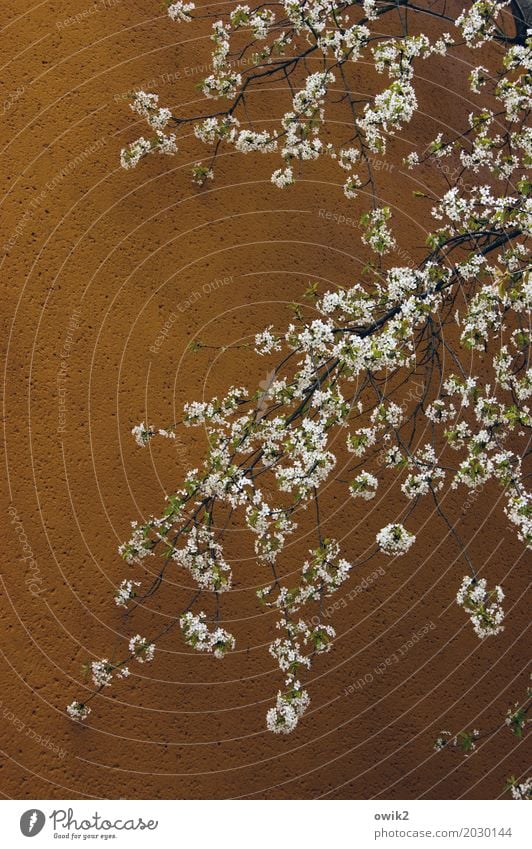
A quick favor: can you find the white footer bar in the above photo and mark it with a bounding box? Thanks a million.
[2,799,529,848]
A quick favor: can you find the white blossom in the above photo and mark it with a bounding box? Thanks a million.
[168,1,195,22]
[67,701,91,721]
[115,579,140,608]
[456,576,505,638]
[509,777,532,800]
[128,635,156,663]
[91,659,113,688]
[180,612,235,658]
[349,471,378,500]
[376,523,415,556]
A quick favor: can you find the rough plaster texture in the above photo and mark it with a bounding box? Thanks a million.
[1,0,529,799]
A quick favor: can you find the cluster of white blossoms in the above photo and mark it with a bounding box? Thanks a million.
[271,166,294,189]
[434,728,480,754]
[182,385,247,426]
[300,539,353,595]
[131,422,176,447]
[120,126,177,169]
[180,612,235,658]
[227,5,276,40]
[255,326,282,355]
[264,616,335,733]
[433,730,452,751]
[401,445,445,499]
[505,494,532,547]
[128,635,156,663]
[167,1,195,23]
[130,91,172,131]
[202,18,242,99]
[90,659,114,688]
[275,417,336,494]
[269,637,311,673]
[246,493,297,564]
[358,80,417,154]
[360,207,396,254]
[255,540,351,732]
[120,137,153,170]
[89,658,130,689]
[67,701,91,721]
[172,525,233,592]
[376,523,416,556]
[266,681,310,734]
[235,129,277,154]
[508,777,532,800]
[114,578,140,608]
[349,471,378,500]
[505,701,529,737]
[456,576,505,638]
[118,0,515,194]
[118,520,155,565]
[424,363,531,547]
[71,3,531,743]
[456,0,510,47]
[131,422,153,446]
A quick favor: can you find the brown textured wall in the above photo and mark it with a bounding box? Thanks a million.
[1,1,529,800]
